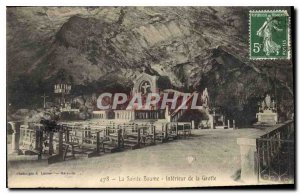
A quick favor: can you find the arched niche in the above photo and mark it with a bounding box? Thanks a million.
[132,73,158,95]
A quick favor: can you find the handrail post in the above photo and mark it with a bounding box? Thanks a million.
[137,128,141,147]
[237,137,258,184]
[58,130,63,156]
[122,127,125,148]
[153,126,156,145]
[67,128,70,143]
[96,131,100,153]
[163,124,167,141]
[49,132,54,155]
[80,130,84,144]
[117,129,121,149]
[38,129,43,160]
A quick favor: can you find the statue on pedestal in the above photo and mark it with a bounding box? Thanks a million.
[259,94,277,113]
[256,94,278,125]
[264,94,272,110]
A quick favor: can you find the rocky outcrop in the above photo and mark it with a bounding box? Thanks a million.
[7,7,293,125]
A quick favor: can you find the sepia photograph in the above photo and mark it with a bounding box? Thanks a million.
[6,6,295,188]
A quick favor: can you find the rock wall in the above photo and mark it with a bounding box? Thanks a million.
[7,7,294,125]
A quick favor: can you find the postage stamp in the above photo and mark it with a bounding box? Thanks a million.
[249,10,290,60]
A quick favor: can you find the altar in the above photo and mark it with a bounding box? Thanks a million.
[256,94,278,125]
[256,110,278,125]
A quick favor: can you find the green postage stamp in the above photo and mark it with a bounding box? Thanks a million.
[249,10,290,60]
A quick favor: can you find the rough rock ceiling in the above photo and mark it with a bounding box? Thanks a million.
[6,7,294,123]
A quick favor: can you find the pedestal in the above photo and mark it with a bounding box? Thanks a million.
[208,114,214,129]
[8,121,21,154]
[237,137,258,184]
[256,110,278,125]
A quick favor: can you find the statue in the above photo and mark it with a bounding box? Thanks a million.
[256,94,278,124]
[264,94,272,109]
[140,81,151,95]
[259,94,277,113]
[256,15,283,56]
[201,88,209,108]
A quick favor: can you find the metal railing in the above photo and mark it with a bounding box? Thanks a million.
[256,120,294,183]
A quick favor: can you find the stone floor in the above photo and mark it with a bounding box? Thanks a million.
[7,128,263,188]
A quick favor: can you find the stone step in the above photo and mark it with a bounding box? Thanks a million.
[102,142,119,153]
[80,143,97,148]
[123,142,139,150]
[126,134,139,138]
[19,149,41,155]
[154,136,164,143]
[8,154,39,161]
[73,147,98,155]
[107,135,119,141]
[168,133,177,138]
[104,146,119,153]
[124,138,138,143]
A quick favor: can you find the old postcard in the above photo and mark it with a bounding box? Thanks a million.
[6,6,295,188]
